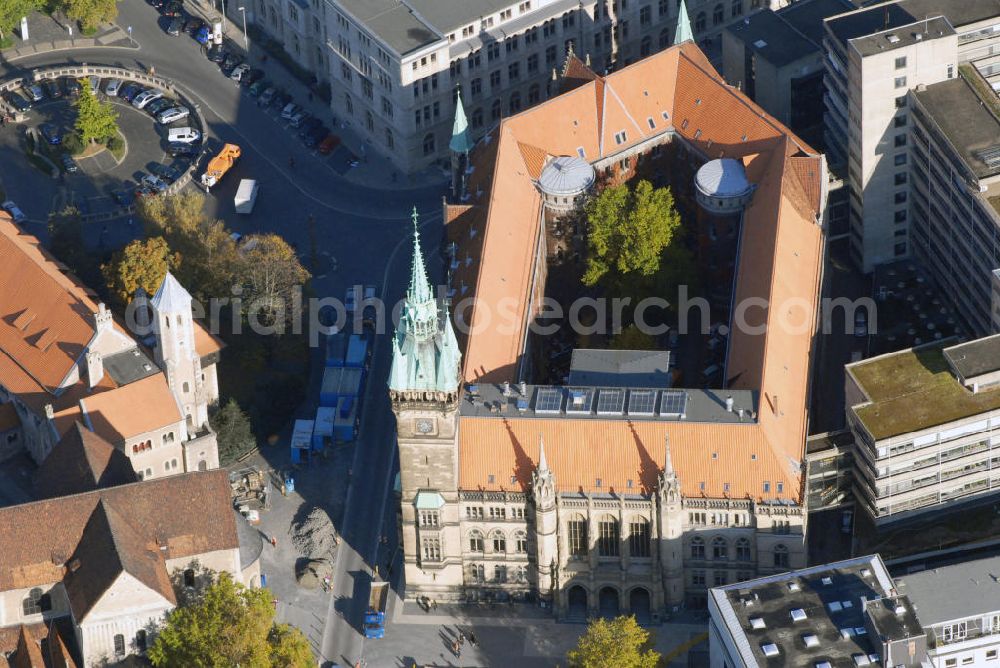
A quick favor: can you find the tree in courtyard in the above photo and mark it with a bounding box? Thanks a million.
[101,236,179,306]
[47,206,97,283]
[73,79,118,144]
[210,399,256,465]
[582,179,682,292]
[239,234,310,329]
[61,0,118,33]
[148,572,313,668]
[566,615,661,668]
[0,0,40,45]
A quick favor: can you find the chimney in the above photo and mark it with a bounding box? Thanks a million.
[519,381,527,395]
[726,395,735,412]
[502,381,511,397]
[44,403,54,420]
[85,349,103,388]
[93,303,113,336]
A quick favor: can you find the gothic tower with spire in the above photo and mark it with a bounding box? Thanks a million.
[531,438,557,604]
[390,208,465,600]
[656,436,686,607]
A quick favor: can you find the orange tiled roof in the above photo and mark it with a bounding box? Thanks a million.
[453,42,824,502]
[78,372,182,442]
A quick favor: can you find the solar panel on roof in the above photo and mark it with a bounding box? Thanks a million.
[628,390,657,416]
[596,388,625,415]
[660,390,688,416]
[565,388,594,414]
[534,387,564,414]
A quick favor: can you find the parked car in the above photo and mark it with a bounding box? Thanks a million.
[132,89,164,109]
[221,53,242,73]
[141,174,169,192]
[62,77,82,97]
[280,102,300,120]
[258,87,276,106]
[184,17,205,33]
[271,91,291,110]
[166,141,199,157]
[1,201,26,223]
[6,91,31,112]
[317,134,341,155]
[61,154,79,173]
[87,75,100,92]
[162,0,183,16]
[104,79,123,96]
[145,97,173,116]
[240,68,264,86]
[289,110,310,128]
[167,126,201,144]
[229,63,250,82]
[38,123,62,145]
[207,44,227,63]
[157,107,190,124]
[298,116,322,134]
[195,26,211,45]
[118,82,141,102]
[134,184,159,199]
[301,125,328,149]
[166,17,184,36]
[22,84,43,102]
[41,79,62,99]
[249,80,268,97]
[150,162,181,182]
[111,189,134,206]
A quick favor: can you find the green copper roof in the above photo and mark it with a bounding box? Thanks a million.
[675,0,693,44]
[449,89,472,154]
[389,208,462,395]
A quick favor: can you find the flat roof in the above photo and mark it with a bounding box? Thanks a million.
[726,0,854,68]
[711,555,899,668]
[102,348,159,386]
[896,554,1000,626]
[913,74,1000,180]
[943,333,1000,380]
[847,342,1000,440]
[336,0,440,56]
[460,382,758,424]
[894,0,1000,29]
[568,349,673,388]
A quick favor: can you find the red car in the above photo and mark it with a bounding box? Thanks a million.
[318,134,341,155]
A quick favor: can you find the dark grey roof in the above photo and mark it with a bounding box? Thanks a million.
[913,76,1000,179]
[943,334,1000,379]
[779,0,856,45]
[235,511,264,571]
[460,382,758,424]
[875,0,1000,29]
[103,347,159,386]
[727,10,821,68]
[863,595,923,643]
[336,0,440,56]
[711,555,902,668]
[568,348,673,388]
[896,554,1000,625]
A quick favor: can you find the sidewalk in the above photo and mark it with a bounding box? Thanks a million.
[0,11,133,63]
[187,5,447,191]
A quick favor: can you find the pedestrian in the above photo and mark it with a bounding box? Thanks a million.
[149,65,155,76]
[459,631,466,646]
[270,535,277,547]
[469,631,478,647]
[431,598,438,610]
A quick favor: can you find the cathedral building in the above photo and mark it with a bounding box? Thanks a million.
[390,39,826,619]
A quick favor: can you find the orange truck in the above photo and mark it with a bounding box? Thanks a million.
[200,143,241,188]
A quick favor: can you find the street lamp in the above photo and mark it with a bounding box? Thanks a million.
[238,6,249,52]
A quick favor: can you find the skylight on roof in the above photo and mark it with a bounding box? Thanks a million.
[790,608,807,622]
[821,577,833,586]
[852,654,871,667]
[534,387,564,414]
[660,390,688,416]
[816,663,832,668]
[840,628,856,639]
[750,617,765,630]
[596,388,626,415]
[628,389,656,416]
[614,130,628,145]
[787,581,801,592]
[828,601,843,612]
[803,634,819,648]
[577,146,586,159]
[566,388,594,414]
[647,117,656,130]
[754,39,767,48]
[761,643,779,658]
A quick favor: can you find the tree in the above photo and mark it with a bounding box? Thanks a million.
[73,79,118,144]
[210,399,256,465]
[239,234,310,328]
[0,0,40,44]
[148,572,313,668]
[61,0,118,33]
[47,206,95,282]
[583,179,682,291]
[102,236,179,306]
[566,616,661,668]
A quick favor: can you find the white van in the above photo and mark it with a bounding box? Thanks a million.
[167,127,201,144]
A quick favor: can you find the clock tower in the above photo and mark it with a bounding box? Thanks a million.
[389,208,464,600]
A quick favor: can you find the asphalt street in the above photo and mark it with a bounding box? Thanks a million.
[1,6,447,665]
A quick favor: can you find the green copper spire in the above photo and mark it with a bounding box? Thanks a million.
[449,88,472,154]
[389,207,462,395]
[675,0,693,44]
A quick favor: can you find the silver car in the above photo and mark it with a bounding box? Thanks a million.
[156,107,190,125]
[104,79,123,96]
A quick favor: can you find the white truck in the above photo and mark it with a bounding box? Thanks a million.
[234,179,259,214]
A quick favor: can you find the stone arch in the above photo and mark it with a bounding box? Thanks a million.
[567,584,588,620]
[598,586,620,618]
[629,587,652,623]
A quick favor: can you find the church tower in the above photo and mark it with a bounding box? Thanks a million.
[390,208,464,600]
[674,0,693,45]
[151,272,206,432]
[449,89,472,201]
[531,438,557,606]
[656,436,685,608]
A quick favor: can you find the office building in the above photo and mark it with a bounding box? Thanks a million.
[845,335,1000,525]
[388,41,826,617]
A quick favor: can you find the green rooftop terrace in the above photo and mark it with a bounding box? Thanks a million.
[849,344,1000,441]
